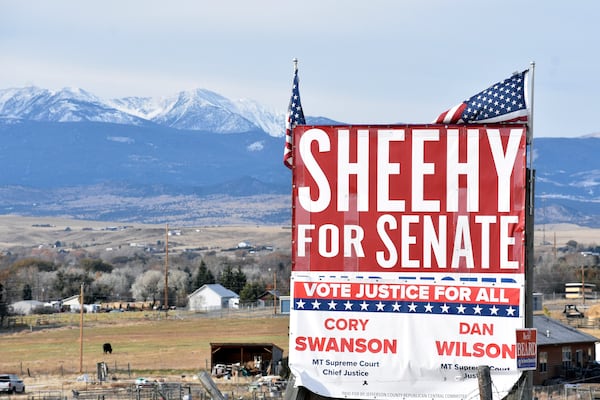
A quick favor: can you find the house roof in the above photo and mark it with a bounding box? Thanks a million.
[259,289,280,299]
[62,294,80,304]
[210,342,284,352]
[534,315,599,345]
[188,283,239,298]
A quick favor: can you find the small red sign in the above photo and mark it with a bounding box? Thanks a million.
[516,328,537,370]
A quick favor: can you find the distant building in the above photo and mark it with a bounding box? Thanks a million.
[279,296,291,314]
[61,295,100,313]
[210,342,284,376]
[187,284,239,312]
[62,294,81,311]
[258,289,279,301]
[9,300,45,315]
[534,315,598,385]
[565,282,596,299]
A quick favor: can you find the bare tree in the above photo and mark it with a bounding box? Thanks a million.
[93,270,133,302]
[168,269,191,307]
[131,270,163,307]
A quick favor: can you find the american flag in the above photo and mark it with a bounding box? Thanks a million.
[434,70,529,124]
[283,63,305,169]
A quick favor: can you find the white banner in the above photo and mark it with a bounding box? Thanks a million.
[289,272,524,399]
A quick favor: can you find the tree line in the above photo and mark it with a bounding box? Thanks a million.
[0,246,291,321]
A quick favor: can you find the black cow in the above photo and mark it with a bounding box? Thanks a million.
[103,343,112,354]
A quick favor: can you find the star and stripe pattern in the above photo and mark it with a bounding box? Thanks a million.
[283,62,305,169]
[293,297,519,317]
[435,70,528,124]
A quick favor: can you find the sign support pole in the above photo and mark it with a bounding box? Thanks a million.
[522,61,536,400]
[521,168,535,400]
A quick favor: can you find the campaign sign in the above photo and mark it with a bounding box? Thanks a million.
[289,125,527,399]
[516,328,537,370]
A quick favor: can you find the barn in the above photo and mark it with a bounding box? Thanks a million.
[534,315,599,385]
[210,342,284,377]
[187,284,239,312]
[62,294,81,311]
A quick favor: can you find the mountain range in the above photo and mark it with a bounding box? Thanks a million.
[0,86,598,228]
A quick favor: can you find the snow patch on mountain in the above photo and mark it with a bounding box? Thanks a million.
[233,98,285,138]
[0,86,286,136]
[0,86,147,125]
[247,141,265,151]
[108,96,168,120]
[107,136,135,144]
[151,89,257,133]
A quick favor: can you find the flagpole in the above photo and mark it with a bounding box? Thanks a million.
[527,61,535,146]
[284,57,305,169]
[524,61,535,400]
[527,62,536,217]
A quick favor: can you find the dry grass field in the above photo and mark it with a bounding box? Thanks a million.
[0,311,290,393]
[534,223,600,246]
[0,216,596,255]
[0,215,292,254]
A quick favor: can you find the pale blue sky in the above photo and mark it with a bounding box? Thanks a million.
[1,1,598,138]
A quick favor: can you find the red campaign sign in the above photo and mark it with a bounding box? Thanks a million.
[292,125,527,274]
[516,328,537,370]
[293,281,521,305]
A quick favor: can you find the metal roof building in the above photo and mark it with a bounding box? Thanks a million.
[533,315,599,385]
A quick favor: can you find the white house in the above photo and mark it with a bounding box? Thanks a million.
[187,284,239,312]
[60,295,100,313]
[62,294,81,311]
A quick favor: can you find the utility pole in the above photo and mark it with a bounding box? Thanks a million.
[164,223,169,312]
[273,269,277,315]
[582,263,586,307]
[79,283,84,373]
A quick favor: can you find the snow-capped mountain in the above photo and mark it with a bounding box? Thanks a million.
[0,87,149,125]
[0,86,286,136]
[0,85,598,227]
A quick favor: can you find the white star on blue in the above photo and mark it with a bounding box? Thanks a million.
[291,298,519,317]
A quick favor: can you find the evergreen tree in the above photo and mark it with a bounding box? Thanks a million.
[218,264,236,291]
[0,283,7,325]
[232,266,247,294]
[22,284,33,300]
[53,270,94,301]
[193,260,215,289]
[218,265,246,294]
[239,281,265,303]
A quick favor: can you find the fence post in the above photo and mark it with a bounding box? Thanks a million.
[477,366,492,400]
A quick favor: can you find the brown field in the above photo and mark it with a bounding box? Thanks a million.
[0,215,598,256]
[0,311,290,392]
[534,223,600,246]
[0,215,292,254]
[5,302,600,396]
